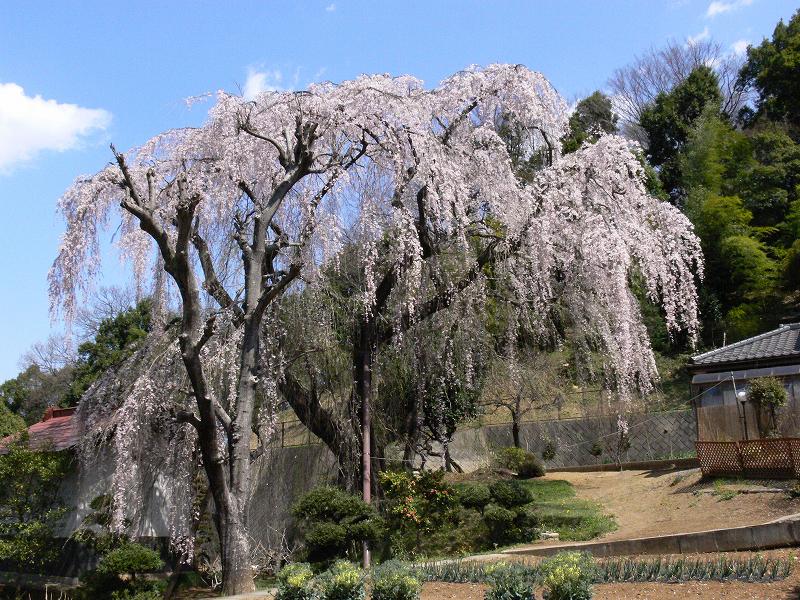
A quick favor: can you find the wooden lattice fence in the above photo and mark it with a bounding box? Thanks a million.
[696,438,800,478]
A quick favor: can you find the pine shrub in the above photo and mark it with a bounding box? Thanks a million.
[458,483,492,511]
[489,480,532,508]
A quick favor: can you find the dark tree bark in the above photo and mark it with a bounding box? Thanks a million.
[110,117,359,594]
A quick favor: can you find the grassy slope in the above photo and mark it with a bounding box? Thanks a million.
[519,478,616,541]
[441,475,616,558]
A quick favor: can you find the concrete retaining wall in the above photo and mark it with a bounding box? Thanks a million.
[504,517,800,558]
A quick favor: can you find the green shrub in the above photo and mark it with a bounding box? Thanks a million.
[517,455,546,479]
[96,542,164,578]
[458,484,492,511]
[495,448,545,479]
[589,442,603,458]
[484,562,535,600]
[494,447,529,471]
[371,560,421,600]
[276,562,315,600]
[748,376,788,408]
[379,469,458,558]
[514,504,539,533]
[315,560,366,600]
[109,584,164,600]
[541,442,557,461]
[483,502,539,546]
[0,439,71,573]
[305,522,350,562]
[483,503,516,545]
[489,480,532,508]
[538,552,594,600]
[293,486,384,565]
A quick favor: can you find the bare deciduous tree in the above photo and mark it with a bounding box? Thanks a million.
[482,352,564,448]
[609,39,748,141]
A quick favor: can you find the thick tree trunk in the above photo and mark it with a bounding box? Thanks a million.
[218,509,254,595]
[216,319,262,595]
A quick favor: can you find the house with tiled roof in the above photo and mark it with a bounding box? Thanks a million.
[689,323,800,441]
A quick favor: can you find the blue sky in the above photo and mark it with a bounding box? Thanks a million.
[0,0,796,380]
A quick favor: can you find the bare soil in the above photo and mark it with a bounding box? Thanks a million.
[541,467,800,541]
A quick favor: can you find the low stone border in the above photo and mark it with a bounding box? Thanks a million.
[548,457,699,473]
[503,515,800,558]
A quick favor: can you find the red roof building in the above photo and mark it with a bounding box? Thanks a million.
[0,406,78,454]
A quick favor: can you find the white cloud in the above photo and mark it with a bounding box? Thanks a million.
[687,27,711,45]
[242,67,306,99]
[706,0,753,18]
[243,68,285,99]
[731,39,750,55]
[0,83,111,174]
[325,3,336,12]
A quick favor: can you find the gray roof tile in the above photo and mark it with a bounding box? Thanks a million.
[692,323,800,366]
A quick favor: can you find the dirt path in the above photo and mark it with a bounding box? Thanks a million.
[544,468,800,540]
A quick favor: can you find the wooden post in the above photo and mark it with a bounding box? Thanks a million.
[362,389,371,568]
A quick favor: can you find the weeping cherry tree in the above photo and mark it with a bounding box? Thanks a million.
[50,64,703,591]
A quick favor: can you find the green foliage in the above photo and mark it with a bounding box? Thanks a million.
[492,446,546,480]
[748,376,788,409]
[518,454,546,479]
[538,552,595,600]
[371,560,421,600]
[785,239,800,290]
[484,562,535,600]
[738,9,800,127]
[640,65,722,196]
[0,399,25,437]
[0,363,73,425]
[276,562,316,600]
[483,503,517,545]
[95,543,164,577]
[109,586,164,600]
[414,555,792,586]
[292,486,383,565]
[457,483,492,512]
[315,560,366,600]
[522,479,615,542]
[482,503,538,546]
[379,469,458,558]
[734,127,800,228]
[489,480,532,508]
[65,299,152,405]
[541,442,556,462]
[0,437,71,572]
[595,555,791,583]
[493,447,529,472]
[718,235,778,303]
[561,91,618,154]
[79,542,164,600]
